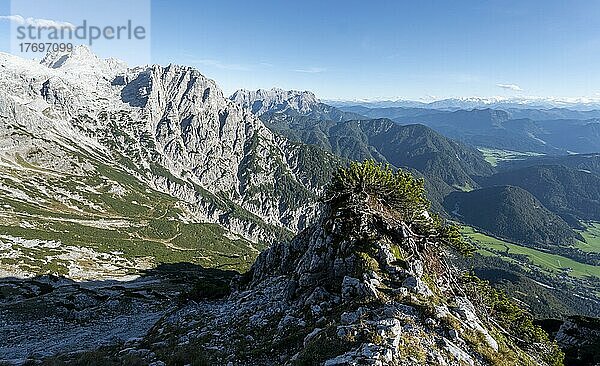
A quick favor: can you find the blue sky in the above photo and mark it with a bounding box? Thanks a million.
[2,0,600,100]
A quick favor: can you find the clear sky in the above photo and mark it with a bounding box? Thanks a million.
[2,0,600,100]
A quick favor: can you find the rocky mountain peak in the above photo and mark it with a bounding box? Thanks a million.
[230,87,320,116]
[247,161,437,293]
[110,162,562,365]
[0,49,333,264]
[40,45,127,75]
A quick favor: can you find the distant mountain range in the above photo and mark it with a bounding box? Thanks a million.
[336,106,600,154]
[328,96,600,111]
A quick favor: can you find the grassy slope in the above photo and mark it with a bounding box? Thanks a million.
[0,149,259,277]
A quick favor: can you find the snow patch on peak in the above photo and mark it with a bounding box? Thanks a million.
[40,45,127,75]
[328,95,600,111]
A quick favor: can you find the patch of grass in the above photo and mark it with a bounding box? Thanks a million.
[0,218,258,273]
[478,148,544,167]
[462,328,536,366]
[390,244,403,260]
[294,327,354,366]
[576,221,600,253]
[397,333,427,363]
[356,251,380,275]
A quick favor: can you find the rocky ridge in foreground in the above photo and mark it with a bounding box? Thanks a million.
[42,162,563,365]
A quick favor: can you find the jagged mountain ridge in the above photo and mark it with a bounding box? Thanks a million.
[231,87,363,122]
[230,89,495,194]
[0,47,344,278]
[231,88,320,116]
[2,47,336,232]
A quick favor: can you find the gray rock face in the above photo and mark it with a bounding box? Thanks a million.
[230,87,357,123]
[132,64,321,231]
[0,269,195,362]
[230,88,320,116]
[553,317,600,365]
[402,275,433,297]
[0,47,334,249]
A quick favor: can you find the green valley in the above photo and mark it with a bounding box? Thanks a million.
[478,148,544,167]
[461,226,600,279]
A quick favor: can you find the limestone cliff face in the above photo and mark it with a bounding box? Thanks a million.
[0,47,337,243]
[230,88,320,116]
[230,87,356,123]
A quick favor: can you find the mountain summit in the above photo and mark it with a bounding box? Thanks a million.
[231,88,320,116]
[40,45,127,75]
[230,87,360,122]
